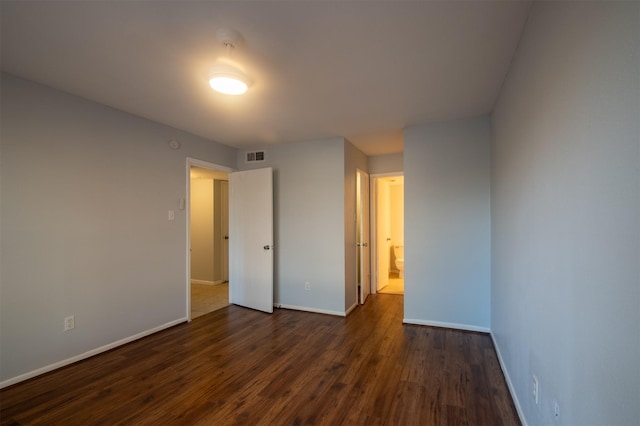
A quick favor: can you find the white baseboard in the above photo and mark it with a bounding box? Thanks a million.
[402,318,491,334]
[491,332,527,426]
[345,302,358,316]
[275,303,347,317]
[0,317,187,389]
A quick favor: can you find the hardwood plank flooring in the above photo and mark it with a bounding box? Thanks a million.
[0,294,520,425]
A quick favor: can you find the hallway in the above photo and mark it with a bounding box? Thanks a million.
[378,278,404,295]
[190,283,229,319]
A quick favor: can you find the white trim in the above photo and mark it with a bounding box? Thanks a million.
[190,279,225,286]
[187,157,234,174]
[491,332,528,426]
[370,174,378,295]
[356,168,371,305]
[276,303,347,317]
[345,302,358,316]
[186,157,235,322]
[370,171,405,178]
[0,318,186,389]
[402,318,490,334]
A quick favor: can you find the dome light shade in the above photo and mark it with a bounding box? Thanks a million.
[208,66,249,95]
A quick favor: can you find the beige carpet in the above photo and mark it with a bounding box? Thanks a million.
[191,282,229,319]
[378,278,404,295]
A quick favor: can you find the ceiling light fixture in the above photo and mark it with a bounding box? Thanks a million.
[209,63,249,95]
[209,29,250,95]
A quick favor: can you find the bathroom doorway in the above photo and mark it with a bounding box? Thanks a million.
[189,163,231,319]
[371,173,404,295]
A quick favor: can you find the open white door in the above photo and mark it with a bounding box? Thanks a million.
[229,168,273,313]
[220,180,229,282]
[357,170,371,304]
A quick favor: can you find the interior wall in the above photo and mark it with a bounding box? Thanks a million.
[212,179,228,283]
[237,138,347,315]
[376,179,391,288]
[0,73,237,384]
[368,153,403,174]
[389,183,404,246]
[404,116,491,330]
[491,2,639,425]
[190,178,214,283]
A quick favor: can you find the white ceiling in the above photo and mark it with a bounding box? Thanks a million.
[1,1,531,156]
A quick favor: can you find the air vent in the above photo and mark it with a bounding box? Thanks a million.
[245,150,266,163]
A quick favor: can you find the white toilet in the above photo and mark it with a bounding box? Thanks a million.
[393,245,404,278]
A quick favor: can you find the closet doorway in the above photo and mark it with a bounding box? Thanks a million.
[189,163,231,319]
[370,173,404,295]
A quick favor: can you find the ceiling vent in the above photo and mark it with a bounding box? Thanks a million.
[245,150,266,163]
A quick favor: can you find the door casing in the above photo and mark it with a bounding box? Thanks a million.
[357,169,371,304]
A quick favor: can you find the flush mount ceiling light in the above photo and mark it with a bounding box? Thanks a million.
[209,28,250,95]
[209,64,249,95]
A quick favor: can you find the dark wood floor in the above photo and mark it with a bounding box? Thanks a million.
[1,294,520,425]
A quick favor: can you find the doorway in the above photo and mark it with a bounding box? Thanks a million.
[371,173,404,295]
[187,159,233,320]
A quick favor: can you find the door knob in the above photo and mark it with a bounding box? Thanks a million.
[263,245,272,250]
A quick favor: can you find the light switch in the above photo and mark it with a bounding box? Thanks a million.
[168,210,175,221]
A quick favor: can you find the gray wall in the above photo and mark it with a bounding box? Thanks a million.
[237,139,347,314]
[404,116,491,330]
[0,73,237,383]
[190,178,215,282]
[491,2,640,425]
[368,153,403,174]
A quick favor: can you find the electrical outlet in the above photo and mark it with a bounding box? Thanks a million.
[304,281,310,291]
[64,315,75,331]
[532,374,539,404]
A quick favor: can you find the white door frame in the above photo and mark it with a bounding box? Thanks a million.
[356,169,371,304]
[369,171,404,294]
[185,157,234,321]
